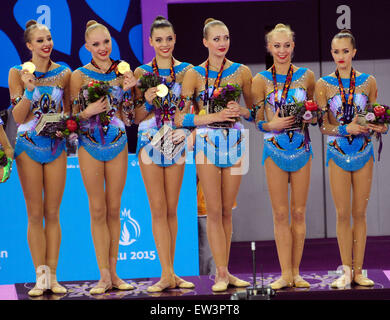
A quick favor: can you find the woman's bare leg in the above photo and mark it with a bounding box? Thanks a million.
[16,153,46,294]
[264,158,293,287]
[104,146,129,287]
[290,158,311,283]
[221,160,249,287]
[351,158,374,284]
[43,151,67,291]
[139,149,175,291]
[196,151,228,286]
[163,160,191,286]
[328,159,353,286]
[221,161,242,266]
[78,147,111,290]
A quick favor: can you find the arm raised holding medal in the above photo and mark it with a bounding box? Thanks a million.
[9,19,72,297]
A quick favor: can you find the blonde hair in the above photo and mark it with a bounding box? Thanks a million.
[203,18,227,39]
[85,20,110,40]
[24,19,50,43]
[266,23,295,44]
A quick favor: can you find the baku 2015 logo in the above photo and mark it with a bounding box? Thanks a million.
[119,208,141,246]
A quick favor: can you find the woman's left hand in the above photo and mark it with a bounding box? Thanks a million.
[171,129,187,145]
[367,123,388,133]
[123,71,137,91]
[227,101,246,117]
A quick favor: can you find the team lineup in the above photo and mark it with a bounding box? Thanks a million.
[1,15,388,297]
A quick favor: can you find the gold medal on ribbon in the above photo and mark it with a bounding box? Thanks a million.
[117,61,130,74]
[22,62,36,74]
[156,84,169,98]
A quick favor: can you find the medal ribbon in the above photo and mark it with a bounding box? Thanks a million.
[32,60,52,79]
[152,57,176,125]
[90,58,119,144]
[152,57,176,83]
[91,58,120,75]
[271,64,294,107]
[335,68,356,124]
[204,58,226,104]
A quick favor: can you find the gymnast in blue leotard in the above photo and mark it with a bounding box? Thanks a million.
[9,20,71,297]
[70,20,137,295]
[175,18,253,292]
[252,23,316,290]
[315,29,387,289]
[133,16,195,293]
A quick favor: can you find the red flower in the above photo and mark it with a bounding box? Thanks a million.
[66,119,78,132]
[374,105,386,117]
[88,80,99,88]
[305,100,318,111]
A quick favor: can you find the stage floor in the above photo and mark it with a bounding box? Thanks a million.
[2,269,390,300]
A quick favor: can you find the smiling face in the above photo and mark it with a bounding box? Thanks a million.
[331,37,356,71]
[203,25,230,59]
[26,27,53,59]
[267,31,295,65]
[85,27,112,62]
[149,26,176,59]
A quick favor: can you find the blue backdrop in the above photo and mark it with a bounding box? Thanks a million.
[0,0,143,111]
[0,154,199,285]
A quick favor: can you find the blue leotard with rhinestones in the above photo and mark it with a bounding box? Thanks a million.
[136,62,191,167]
[191,63,245,168]
[77,67,128,162]
[14,65,69,164]
[321,73,374,171]
[260,68,313,172]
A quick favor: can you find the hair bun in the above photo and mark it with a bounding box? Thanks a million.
[86,20,98,29]
[204,18,215,26]
[154,15,166,22]
[339,29,353,36]
[274,23,287,30]
[25,19,37,29]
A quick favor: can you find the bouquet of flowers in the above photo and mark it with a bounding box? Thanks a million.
[80,80,112,128]
[356,104,390,161]
[0,148,7,167]
[358,104,390,126]
[39,115,81,155]
[208,83,242,128]
[84,80,110,103]
[137,72,169,108]
[280,100,320,131]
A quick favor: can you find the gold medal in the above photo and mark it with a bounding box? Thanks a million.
[199,109,206,116]
[22,62,36,74]
[117,61,130,74]
[156,84,169,98]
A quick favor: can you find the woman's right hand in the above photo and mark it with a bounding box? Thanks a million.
[21,70,36,91]
[346,116,369,135]
[144,87,158,105]
[268,108,296,131]
[83,97,109,118]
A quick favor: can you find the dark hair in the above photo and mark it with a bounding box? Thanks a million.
[24,19,49,43]
[150,16,174,36]
[333,29,356,48]
[203,18,227,39]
